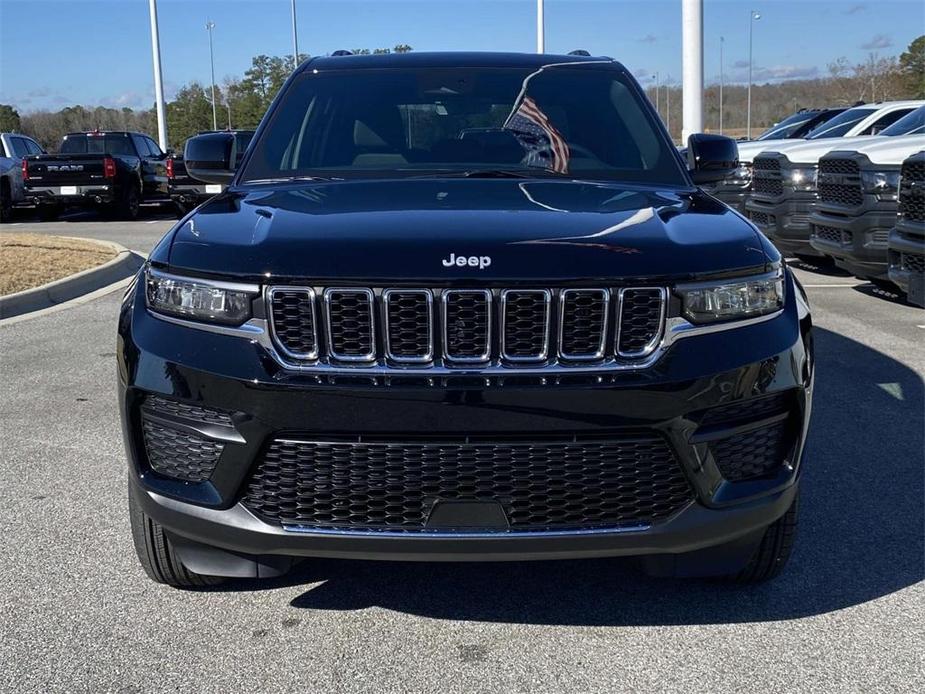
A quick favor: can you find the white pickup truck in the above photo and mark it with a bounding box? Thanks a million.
[0,132,45,222]
[808,134,925,281]
[742,104,925,260]
[709,101,923,212]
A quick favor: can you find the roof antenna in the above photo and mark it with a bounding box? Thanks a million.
[331,49,354,56]
[568,49,591,56]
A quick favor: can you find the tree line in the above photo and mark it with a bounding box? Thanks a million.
[1,37,921,151]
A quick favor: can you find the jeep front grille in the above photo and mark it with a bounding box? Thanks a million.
[818,158,863,208]
[267,285,668,369]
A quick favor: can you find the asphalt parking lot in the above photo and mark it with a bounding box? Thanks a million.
[1,212,923,693]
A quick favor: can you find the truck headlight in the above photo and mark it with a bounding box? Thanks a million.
[788,167,817,191]
[145,267,257,325]
[676,268,785,324]
[725,163,752,188]
[860,170,901,197]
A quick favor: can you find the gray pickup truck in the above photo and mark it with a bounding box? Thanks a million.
[0,132,45,222]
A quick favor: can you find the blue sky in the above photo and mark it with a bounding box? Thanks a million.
[1,0,922,112]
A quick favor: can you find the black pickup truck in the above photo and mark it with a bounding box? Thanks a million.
[120,52,813,589]
[23,131,169,220]
[167,130,254,217]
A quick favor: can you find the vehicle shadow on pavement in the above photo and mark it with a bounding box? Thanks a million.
[260,327,924,625]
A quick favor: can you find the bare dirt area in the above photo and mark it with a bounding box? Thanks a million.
[0,233,116,296]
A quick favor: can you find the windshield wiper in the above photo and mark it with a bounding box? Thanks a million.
[410,168,572,179]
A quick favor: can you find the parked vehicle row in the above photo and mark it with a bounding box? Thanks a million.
[707,101,922,214]
[4,128,256,222]
[702,102,925,306]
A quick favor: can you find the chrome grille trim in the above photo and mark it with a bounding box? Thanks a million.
[323,287,376,362]
[615,287,667,359]
[558,288,609,361]
[382,289,434,364]
[442,289,492,363]
[266,286,319,361]
[500,289,552,362]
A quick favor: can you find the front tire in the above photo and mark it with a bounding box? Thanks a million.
[730,494,798,584]
[128,485,225,589]
[0,179,12,222]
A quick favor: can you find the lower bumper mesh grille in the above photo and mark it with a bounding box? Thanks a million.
[141,419,224,482]
[709,421,791,482]
[242,436,694,532]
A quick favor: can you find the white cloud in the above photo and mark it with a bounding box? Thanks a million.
[860,34,892,50]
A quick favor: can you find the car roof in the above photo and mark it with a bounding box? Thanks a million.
[300,51,620,73]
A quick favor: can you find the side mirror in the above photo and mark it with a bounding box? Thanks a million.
[184,132,236,184]
[687,133,738,184]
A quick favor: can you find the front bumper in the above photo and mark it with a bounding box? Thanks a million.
[809,208,896,280]
[744,192,819,257]
[119,271,813,566]
[26,184,115,206]
[888,221,925,305]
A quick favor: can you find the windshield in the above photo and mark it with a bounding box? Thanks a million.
[881,105,925,136]
[241,65,686,185]
[805,107,876,139]
[60,134,135,156]
[756,111,823,141]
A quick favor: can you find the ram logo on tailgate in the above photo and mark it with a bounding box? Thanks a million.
[47,164,84,172]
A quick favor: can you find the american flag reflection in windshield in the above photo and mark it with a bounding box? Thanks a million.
[503,95,570,174]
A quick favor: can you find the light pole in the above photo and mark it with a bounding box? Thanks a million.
[719,36,724,134]
[681,0,704,143]
[747,9,761,139]
[147,0,168,150]
[291,0,300,70]
[536,0,544,53]
[206,21,218,131]
[666,74,672,141]
[655,71,660,117]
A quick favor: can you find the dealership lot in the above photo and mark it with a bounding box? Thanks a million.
[1,217,922,693]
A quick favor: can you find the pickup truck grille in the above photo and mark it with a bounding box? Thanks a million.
[818,158,863,208]
[751,156,783,197]
[267,286,668,369]
[242,434,693,532]
[899,155,925,223]
[812,224,848,246]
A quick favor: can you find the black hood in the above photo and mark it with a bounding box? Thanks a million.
[165,179,769,283]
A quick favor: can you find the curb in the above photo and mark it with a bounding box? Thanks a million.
[0,238,144,320]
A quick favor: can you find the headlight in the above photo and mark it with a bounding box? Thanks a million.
[788,166,817,191]
[860,170,901,197]
[676,268,785,324]
[725,163,752,188]
[145,267,257,325]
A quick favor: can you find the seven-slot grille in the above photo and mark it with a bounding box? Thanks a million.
[818,158,863,208]
[241,434,694,532]
[267,286,667,368]
[751,156,783,197]
[899,155,925,223]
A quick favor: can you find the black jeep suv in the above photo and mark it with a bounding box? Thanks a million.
[119,52,813,588]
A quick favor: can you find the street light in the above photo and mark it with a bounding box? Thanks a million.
[206,20,218,131]
[147,0,168,151]
[747,9,761,139]
[536,0,545,54]
[719,36,724,134]
[655,71,660,117]
[291,0,300,70]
